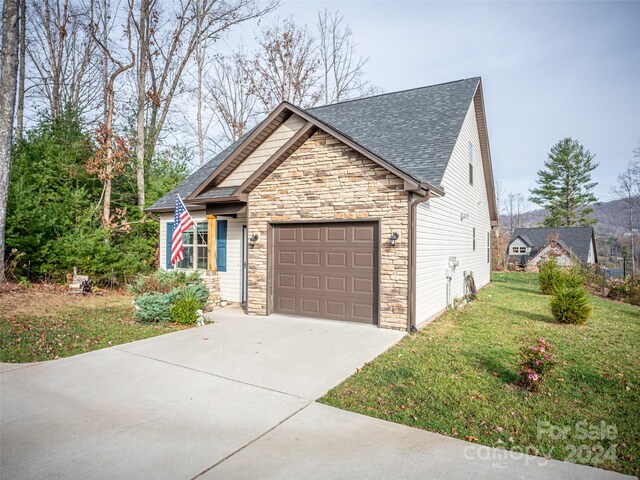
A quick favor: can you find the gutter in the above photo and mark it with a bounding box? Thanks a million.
[407,188,434,332]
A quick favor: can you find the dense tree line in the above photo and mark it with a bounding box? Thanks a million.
[0,0,376,282]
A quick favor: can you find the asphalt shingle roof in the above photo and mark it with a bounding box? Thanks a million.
[510,227,596,263]
[147,77,480,212]
[306,77,480,186]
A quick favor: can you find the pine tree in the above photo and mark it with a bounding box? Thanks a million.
[529,138,599,226]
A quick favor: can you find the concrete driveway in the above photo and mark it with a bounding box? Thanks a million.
[1,308,633,480]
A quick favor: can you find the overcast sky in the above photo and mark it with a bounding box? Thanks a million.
[223,0,640,209]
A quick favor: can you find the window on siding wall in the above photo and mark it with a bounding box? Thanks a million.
[468,142,474,185]
[487,232,490,263]
[196,223,208,269]
[472,227,476,251]
[176,222,208,269]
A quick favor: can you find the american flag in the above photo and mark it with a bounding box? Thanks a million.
[171,195,195,266]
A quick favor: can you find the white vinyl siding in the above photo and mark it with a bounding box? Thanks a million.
[218,114,307,187]
[159,213,246,303]
[588,241,596,264]
[415,101,492,325]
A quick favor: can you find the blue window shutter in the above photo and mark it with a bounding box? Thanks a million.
[166,222,174,270]
[217,220,227,272]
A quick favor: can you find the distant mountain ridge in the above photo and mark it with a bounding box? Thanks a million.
[499,199,638,238]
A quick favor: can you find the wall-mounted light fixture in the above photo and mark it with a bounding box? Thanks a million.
[389,232,399,248]
[249,233,259,248]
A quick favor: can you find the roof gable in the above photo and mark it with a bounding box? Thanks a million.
[510,227,597,263]
[147,77,495,215]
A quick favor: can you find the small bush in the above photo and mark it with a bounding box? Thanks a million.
[129,270,200,295]
[550,286,592,324]
[518,338,557,391]
[538,258,562,294]
[170,291,202,325]
[538,258,585,295]
[608,277,640,306]
[133,282,209,323]
[133,292,174,323]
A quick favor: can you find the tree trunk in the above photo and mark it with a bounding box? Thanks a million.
[15,0,25,140]
[0,0,20,283]
[103,176,112,228]
[135,0,148,210]
[195,43,205,166]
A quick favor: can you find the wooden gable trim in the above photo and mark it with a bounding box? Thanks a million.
[188,104,292,200]
[473,81,498,225]
[234,122,318,195]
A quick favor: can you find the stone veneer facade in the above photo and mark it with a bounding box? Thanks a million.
[246,131,409,330]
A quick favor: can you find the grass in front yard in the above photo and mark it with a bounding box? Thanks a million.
[320,272,639,476]
[0,284,188,363]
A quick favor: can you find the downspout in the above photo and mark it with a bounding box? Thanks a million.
[407,189,432,333]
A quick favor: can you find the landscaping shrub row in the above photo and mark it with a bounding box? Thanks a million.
[131,271,208,325]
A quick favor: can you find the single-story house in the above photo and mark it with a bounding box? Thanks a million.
[507,227,598,267]
[146,77,498,331]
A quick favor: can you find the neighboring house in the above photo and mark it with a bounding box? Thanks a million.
[507,227,598,267]
[146,77,498,331]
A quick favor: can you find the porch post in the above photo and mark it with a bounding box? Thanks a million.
[207,214,217,275]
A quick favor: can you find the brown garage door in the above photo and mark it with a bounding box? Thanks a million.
[273,222,378,324]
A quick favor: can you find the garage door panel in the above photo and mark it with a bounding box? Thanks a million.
[353,252,374,268]
[277,296,296,312]
[301,298,320,315]
[326,226,348,242]
[302,227,321,242]
[277,226,297,242]
[326,251,347,267]
[277,273,296,288]
[353,303,374,320]
[326,276,346,292]
[353,277,374,294]
[278,251,297,265]
[353,226,375,242]
[301,275,320,290]
[273,222,378,324]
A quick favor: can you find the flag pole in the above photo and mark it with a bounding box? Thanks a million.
[177,193,212,266]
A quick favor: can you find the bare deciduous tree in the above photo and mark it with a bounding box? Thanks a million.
[27,0,102,119]
[241,17,322,114]
[145,0,277,164]
[613,144,640,276]
[15,0,26,139]
[504,192,526,234]
[205,54,257,146]
[317,8,375,104]
[133,0,151,209]
[90,0,135,226]
[0,0,20,282]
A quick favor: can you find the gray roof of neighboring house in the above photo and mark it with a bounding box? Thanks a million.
[509,227,597,263]
[147,77,481,212]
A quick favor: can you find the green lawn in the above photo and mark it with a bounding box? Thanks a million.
[320,272,639,476]
[0,287,187,363]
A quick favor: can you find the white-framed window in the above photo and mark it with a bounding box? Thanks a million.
[511,246,527,254]
[487,231,490,264]
[176,222,208,269]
